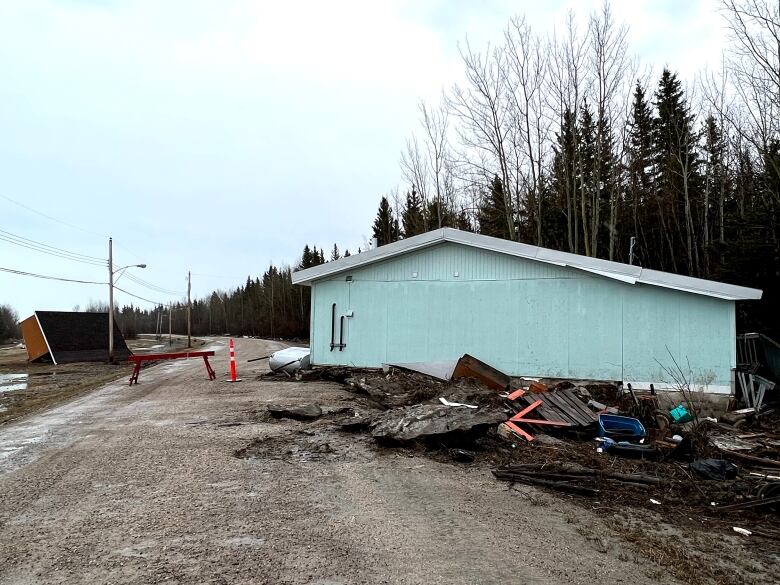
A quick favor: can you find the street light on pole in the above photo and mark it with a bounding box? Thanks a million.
[108,237,146,363]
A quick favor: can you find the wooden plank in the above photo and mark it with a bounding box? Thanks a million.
[512,418,571,426]
[129,350,215,362]
[507,388,526,401]
[558,389,598,423]
[522,393,556,418]
[517,393,579,427]
[543,392,590,426]
[504,421,534,441]
[553,389,596,425]
[561,388,598,421]
[717,495,780,511]
[508,400,543,421]
[537,397,579,426]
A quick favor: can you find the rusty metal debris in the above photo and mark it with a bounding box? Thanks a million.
[451,354,511,391]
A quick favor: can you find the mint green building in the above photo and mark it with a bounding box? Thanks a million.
[292,229,762,394]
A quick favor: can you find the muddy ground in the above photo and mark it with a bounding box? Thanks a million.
[0,338,775,584]
[0,335,204,425]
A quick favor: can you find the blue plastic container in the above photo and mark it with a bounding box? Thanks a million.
[598,414,646,441]
[669,404,693,423]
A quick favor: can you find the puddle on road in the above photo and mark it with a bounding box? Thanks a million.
[0,373,28,393]
[133,344,166,352]
[0,372,59,394]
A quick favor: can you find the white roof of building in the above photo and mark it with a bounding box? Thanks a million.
[291,228,762,301]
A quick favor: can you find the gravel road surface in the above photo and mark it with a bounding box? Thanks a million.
[0,338,679,585]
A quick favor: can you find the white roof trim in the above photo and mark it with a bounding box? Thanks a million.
[34,311,57,365]
[291,228,762,301]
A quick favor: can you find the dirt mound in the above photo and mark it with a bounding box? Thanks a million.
[235,434,343,462]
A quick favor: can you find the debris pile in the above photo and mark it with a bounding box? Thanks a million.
[276,352,780,536]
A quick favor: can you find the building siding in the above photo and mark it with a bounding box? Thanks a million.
[311,242,736,392]
[324,242,575,282]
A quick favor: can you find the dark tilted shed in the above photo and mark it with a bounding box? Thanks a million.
[20,311,131,364]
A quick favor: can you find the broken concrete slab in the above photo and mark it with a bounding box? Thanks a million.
[267,404,323,421]
[370,403,507,442]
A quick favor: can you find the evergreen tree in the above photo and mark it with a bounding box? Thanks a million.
[299,244,313,270]
[627,82,654,263]
[551,108,579,252]
[577,101,596,255]
[652,68,701,274]
[372,196,399,246]
[401,187,425,237]
[455,207,472,231]
[426,199,457,229]
[344,249,351,257]
[478,175,512,239]
[702,114,727,268]
[330,243,340,261]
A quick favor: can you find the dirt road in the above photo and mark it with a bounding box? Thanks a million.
[0,338,678,585]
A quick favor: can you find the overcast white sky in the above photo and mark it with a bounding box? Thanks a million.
[0,0,727,317]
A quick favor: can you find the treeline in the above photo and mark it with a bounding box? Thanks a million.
[113,245,339,340]
[369,1,780,337]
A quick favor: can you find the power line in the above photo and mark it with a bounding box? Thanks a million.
[0,266,106,285]
[120,271,184,296]
[0,228,106,266]
[1,224,182,295]
[111,263,184,296]
[0,227,105,259]
[0,193,107,238]
[112,285,167,306]
[1,203,189,303]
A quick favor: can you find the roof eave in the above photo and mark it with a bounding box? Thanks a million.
[289,228,764,300]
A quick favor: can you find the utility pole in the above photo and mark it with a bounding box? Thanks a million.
[108,237,114,363]
[107,237,146,362]
[168,303,172,346]
[187,270,192,348]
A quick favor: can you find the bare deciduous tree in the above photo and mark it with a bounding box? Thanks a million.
[448,40,517,239]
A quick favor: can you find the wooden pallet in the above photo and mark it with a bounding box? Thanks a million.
[509,387,598,429]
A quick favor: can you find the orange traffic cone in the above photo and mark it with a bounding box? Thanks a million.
[225,338,242,382]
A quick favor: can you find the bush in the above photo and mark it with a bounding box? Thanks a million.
[0,304,20,343]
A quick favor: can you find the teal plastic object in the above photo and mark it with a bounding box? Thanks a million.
[669,404,693,423]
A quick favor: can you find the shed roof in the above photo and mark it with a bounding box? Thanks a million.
[291,228,762,301]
